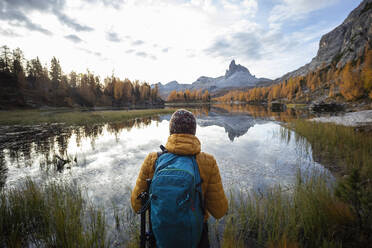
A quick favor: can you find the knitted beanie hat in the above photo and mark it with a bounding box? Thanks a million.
[169,109,196,135]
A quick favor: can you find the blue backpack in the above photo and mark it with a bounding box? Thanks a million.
[149,149,204,248]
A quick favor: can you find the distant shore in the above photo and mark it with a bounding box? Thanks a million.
[0,108,175,126]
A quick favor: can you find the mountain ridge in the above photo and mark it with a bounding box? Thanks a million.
[155,60,273,99]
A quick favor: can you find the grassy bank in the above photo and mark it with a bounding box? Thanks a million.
[222,120,372,247]
[0,108,175,125]
[223,171,366,248]
[0,179,107,247]
[2,172,371,247]
[3,171,370,248]
[289,120,372,177]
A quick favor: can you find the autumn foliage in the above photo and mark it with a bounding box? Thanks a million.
[167,89,211,102]
[216,46,372,103]
[0,45,161,108]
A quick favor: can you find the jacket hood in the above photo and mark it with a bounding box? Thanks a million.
[165,134,201,155]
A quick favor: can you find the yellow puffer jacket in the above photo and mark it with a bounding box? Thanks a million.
[131,134,228,220]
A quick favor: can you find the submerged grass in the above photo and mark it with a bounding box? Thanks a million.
[0,108,175,125]
[223,172,357,248]
[288,120,372,177]
[223,120,372,247]
[0,179,107,247]
[0,177,141,247]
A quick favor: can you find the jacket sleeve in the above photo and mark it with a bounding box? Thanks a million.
[204,157,228,219]
[131,152,157,213]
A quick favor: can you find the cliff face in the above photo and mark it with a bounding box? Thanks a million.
[278,0,372,82]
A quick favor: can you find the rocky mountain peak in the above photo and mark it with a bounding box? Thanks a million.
[166,80,179,86]
[225,60,251,78]
[156,59,271,99]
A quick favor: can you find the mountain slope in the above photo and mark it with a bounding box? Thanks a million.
[216,0,372,104]
[278,0,372,82]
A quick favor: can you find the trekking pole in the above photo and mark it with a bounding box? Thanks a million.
[138,190,148,248]
[146,179,156,247]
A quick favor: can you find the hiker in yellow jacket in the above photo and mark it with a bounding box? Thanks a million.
[131,109,228,247]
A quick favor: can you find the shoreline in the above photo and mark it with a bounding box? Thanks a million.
[310,109,372,127]
[0,108,176,126]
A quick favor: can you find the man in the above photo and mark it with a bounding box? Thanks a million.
[131,109,228,247]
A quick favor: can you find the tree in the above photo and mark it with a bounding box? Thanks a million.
[50,57,62,84]
[202,90,210,102]
[361,49,372,93]
[113,78,123,101]
[12,48,25,78]
[151,84,159,102]
[69,71,78,88]
[340,62,363,101]
[123,79,133,102]
[133,80,141,103]
[167,90,177,102]
[0,45,11,72]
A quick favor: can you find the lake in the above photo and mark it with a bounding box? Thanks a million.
[0,104,327,230]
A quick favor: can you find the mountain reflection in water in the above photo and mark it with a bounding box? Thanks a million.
[0,105,323,217]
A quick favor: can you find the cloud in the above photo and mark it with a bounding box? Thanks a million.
[83,0,125,9]
[205,32,262,61]
[65,34,83,43]
[107,32,122,42]
[1,0,93,33]
[136,51,147,57]
[125,49,135,54]
[53,11,94,32]
[0,2,52,35]
[269,0,339,24]
[79,47,102,57]
[0,27,21,37]
[135,51,157,60]
[132,40,145,46]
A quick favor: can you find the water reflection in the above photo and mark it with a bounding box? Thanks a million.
[0,117,159,169]
[211,103,312,122]
[1,109,324,190]
[0,105,311,169]
[0,106,328,237]
[0,152,6,189]
[0,106,318,190]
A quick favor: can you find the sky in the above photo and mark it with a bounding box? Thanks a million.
[0,0,363,84]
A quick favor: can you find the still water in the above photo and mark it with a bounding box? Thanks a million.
[0,105,325,215]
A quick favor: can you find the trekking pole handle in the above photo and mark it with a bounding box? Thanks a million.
[146,178,152,190]
[138,191,149,248]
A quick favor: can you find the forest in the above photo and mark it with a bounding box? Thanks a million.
[167,89,211,102]
[215,46,372,103]
[0,45,162,109]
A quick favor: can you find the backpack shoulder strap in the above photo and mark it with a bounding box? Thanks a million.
[192,155,206,216]
[154,145,168,172]
[156,145,168,158]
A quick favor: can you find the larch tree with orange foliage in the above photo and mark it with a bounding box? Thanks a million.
[340,62,363,101]
[361,48,372,99]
